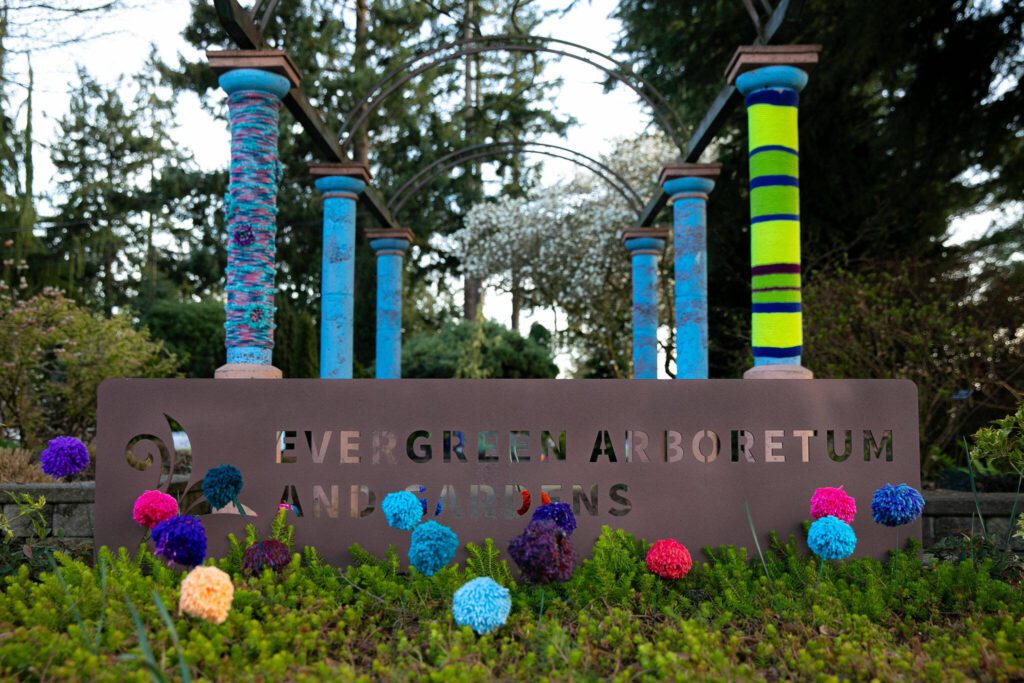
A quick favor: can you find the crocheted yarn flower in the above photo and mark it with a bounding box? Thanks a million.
[531,502,577,536]
[202,464,243,511]
[408,520,459,576]
[382,491,424,531]
[810,485,857,524]
[871,483,925,527]
[508,519,576,584]
[152,515,207,567]
[645,538,693,580]
[179,566,234,624]
[132,490,179,529]
[39,436,89,479]
[807,516,857,560]
[452,577,512,635]
[242,539,291,575]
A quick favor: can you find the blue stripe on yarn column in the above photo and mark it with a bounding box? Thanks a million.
[370,235,412,379]
[219,69,291,366]
[624,235,666,379]
[314,176,366,379]
[663,176,715,379]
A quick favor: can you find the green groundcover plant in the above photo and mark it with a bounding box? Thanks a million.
[0,524,1022,681]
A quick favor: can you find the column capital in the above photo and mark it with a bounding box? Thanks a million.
[207,49,302,87]
[367,228,414,255]
[622,227,669,254]
[659,163,722,198]
[724,45,821,86]
[311,163,371,196]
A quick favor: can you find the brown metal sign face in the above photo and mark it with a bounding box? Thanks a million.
[96,379,921,564]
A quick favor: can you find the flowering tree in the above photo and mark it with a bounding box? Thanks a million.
[452,134,678,376]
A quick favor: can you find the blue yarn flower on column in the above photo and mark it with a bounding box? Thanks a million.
[452,577,512,635]
[382,491,423,531]
[530,502,577,536]
[40,436,89,479]
[203,464,244,511]
[151,515,207,567]
[807,516,857,560]
[871,483,925,527]
[409,520,459,576]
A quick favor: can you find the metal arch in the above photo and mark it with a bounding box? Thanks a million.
[389,141,644,211]
[340,36,689,153]
[388,145,644,217]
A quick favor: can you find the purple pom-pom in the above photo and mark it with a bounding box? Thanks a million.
[242,539,291,575]
[39,436,89,479]
[530,502,577,535]
[871,483,925,527]
[508,519,576,584]
[152,515,207,567]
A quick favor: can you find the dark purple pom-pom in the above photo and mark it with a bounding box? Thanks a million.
[242,539,290,575]
[151,515,207,568]
[508,519,576,584]
[40,436,89,479]
[530,502,577,535]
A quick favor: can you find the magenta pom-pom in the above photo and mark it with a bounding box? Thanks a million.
[810,485,856,524]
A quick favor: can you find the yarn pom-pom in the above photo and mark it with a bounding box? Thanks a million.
[179,566,234,624]
[152,515,207,567]
[242,539,291,575]
[408,520,459,576]
[132,490,179,529]
[645,538,693,580]
[807,516,857,560]
[382,491,424,531]
[810,485,857,524]
[202,464,244,511]
[40,436,89,479]
[871,483,925,527]
[530,501,577,536]
[508,519,576,584]
[452,577,512,635]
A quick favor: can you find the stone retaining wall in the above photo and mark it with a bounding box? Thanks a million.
[0,484,1020,550]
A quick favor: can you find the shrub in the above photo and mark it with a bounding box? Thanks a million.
[403,320,558,379]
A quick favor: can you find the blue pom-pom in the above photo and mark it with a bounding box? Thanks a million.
[382,491,423,531]
[151,515,207,567]
[202,464,243,510]
[871,483,925,527]
[807,516,857,560]
[40,436,89,479]
[530,502,576,535]
[452,577,511,635]
[408,520,458,576]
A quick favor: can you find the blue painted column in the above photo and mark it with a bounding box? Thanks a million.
[310,164,370,379]
[368,228,414,379]
[659,164,721,379]
[622,228,668,379]
[208,51,300,379]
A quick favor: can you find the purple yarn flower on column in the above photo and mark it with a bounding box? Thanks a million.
[232,224,256,246]
[40,436,89,479]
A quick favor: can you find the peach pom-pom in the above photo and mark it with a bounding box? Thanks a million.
[810,485,857,523]
[645,538,692,580]
[132,490,178,529]
[178,566,234,624]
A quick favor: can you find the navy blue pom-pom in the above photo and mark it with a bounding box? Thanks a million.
[203,464,243,510]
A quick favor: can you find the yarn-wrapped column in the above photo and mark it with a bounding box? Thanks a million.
[736,66,808,367]
[315,176,366,379]
[220,69,291,367]
[623,230,667,380]
[369,230,413,379]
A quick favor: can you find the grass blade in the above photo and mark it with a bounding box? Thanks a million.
[1003,475,1022,552]
[744,499,772,584]
[124,597,166,683]
[964,439,987,536]
[153,590,191,683]
[48,554,94,655]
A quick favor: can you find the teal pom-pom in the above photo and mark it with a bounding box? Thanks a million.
[452,577,511,635]
[408,520,458,576]
[382,491,423,531]
[202,464,243,510]
[807,515,857,560]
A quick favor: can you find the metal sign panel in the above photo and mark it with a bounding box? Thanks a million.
[96,379,921,564]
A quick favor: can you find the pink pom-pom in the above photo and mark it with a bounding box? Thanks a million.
[810,485,856,523]
[645,538,693,580]
[133,490,179,529]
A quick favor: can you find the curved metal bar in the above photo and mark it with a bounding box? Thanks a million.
[389,146,642,217]
[341,39,688,153]
[389,141,644,210]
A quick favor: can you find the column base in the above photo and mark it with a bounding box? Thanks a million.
[214,363,283,379]
[743,364,814,380]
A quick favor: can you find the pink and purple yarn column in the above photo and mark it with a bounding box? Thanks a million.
[220,69,291,366]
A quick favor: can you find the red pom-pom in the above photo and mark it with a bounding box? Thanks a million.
[645,538,692,580]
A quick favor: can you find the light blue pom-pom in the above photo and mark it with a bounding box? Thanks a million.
[452,577,511,635]
[871,483,925,527]
[382,491,423,531]
[408,520,458,576]
[807,516,857,560]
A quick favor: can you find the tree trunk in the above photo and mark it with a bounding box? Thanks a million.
[354,0,369,167]
[462,0,482,320]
